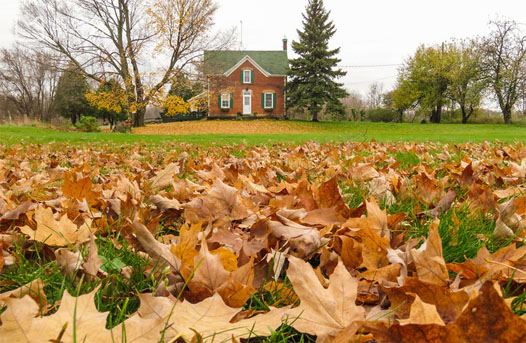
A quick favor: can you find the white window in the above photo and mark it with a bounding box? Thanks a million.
[264,93,274,109]
[221,93,230,109]
[243,70,252,84]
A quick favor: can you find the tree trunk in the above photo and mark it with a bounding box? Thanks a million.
[503,108,512,124]
[311,110,319,122]
[430,104,442,123]
[398,110,404,123]
[461,105,467,124]
[132,107,145,127]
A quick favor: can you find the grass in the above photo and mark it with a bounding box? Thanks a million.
[1,123,525,340]
[1,120,526,146]
[0,232,157,329]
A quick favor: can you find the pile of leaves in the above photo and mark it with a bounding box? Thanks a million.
[0,140,525,343]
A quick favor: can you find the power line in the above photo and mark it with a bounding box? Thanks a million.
[339,63,401,68]
[344,75,398,85]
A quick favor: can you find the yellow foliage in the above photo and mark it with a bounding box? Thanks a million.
[163,95,191,116]
[85,90,128,114]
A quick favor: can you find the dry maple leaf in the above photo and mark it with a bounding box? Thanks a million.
[410,220,449,286]
[183,179,251,224]
[19,206,92,246]
[397,293,445,326]
[0,289,113,343]
[133,221,181,272]
[183,238,255,307]
[150,163,180,191]
[381,277,469,324]
[287,256,365,342]
[62,171,100,206]
[113,293,290,343]
[365,281,526,343]
[0,279,47,311]
[83,235,104,279]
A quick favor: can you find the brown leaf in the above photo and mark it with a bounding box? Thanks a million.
[398,293,445,326]
[19,206,92,246]
[1,201,37,221]
[410,220,449,286]
[317,177,352,218]
[0,279,47,311]
[55,248,83,278]
[62,171,99,206]
[114,293,290,342]
[0,289,113,342]
[149,194,182,211]
[132,221,181,272]
[367,282,526,343]
[83,235,103,279]
[381,277,469,324]
[150,163,179,191]
[287,256,366,342]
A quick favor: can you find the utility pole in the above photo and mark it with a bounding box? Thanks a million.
[240,21,243,50]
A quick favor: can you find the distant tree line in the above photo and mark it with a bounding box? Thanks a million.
[358,20,526,124]
[288,19,526,124]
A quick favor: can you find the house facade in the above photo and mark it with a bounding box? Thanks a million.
[204,40,289,118]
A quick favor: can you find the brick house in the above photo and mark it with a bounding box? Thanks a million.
[204,40,289,118]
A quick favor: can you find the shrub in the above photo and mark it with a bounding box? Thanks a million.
[112,120,131,133]
[75,116,100,132]
[367,108,397,122]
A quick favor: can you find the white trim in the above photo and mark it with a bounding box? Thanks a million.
[220,93,230,109]
[242,70,252,84]
[224,55,271,77]
[263,92,274,109]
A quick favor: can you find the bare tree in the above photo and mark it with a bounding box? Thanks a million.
[0,46,60,121]
[19,0,228,127]
[366,82,384,109]
[481,20,526,124]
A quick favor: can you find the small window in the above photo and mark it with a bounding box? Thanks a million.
[243,70,252,84]
[221,93,230,109]
[264,93,274,109]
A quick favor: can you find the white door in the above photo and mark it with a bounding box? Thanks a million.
[243,92,252,115]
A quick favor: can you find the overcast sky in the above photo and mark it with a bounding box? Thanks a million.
[1,0,526,95]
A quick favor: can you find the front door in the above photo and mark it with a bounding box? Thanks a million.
[243,92,252,115]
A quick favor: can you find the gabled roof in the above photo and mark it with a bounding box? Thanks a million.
[203,50,288,76]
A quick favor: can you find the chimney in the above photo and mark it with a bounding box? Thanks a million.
[283,37,288,52]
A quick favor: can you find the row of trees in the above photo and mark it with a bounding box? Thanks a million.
[0,0,229,127]
[391,20,526,124]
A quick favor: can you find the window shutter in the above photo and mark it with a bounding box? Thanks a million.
[273,93,276,109]
[240,70,244,83]
[251,70,254,84]
[230,93,234,108]
[218,95,221,109]
[261,93,265,109]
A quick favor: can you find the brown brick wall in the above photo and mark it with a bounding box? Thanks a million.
[208,60,286,117]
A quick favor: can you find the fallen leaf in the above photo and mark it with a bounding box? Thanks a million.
[410,220,449,286]
[287,256,366,342]
[19,206,92,246]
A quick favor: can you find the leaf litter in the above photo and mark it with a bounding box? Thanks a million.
[0,140,525,342]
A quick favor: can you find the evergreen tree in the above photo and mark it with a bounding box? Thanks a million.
[55,66,93,125]
[287,0,348,122]
[167,74,203,102]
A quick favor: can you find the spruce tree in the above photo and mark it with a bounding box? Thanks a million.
[55,66,93,125]
[287,0,348,122]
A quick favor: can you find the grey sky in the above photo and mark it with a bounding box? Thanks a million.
[1,0,526,95]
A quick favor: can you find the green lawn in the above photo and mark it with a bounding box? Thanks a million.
[1,121,525,145]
